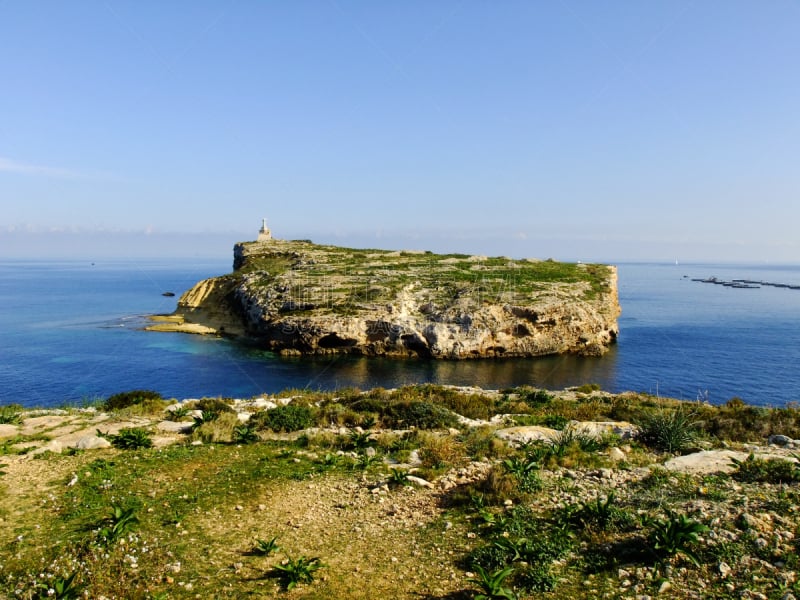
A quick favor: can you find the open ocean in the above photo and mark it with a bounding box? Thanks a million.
[1,258,799,408]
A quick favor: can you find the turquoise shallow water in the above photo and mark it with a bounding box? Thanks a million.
[1,258,799,407]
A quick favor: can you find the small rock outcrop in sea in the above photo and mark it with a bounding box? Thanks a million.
[148,237,620,359]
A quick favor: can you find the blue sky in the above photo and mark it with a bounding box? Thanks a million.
[2,1,799,262]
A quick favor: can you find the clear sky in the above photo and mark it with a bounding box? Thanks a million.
[2,1,799,262]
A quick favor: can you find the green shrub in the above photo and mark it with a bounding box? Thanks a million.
[194,397,235,416]
[574,383,601,394]
[252,404,315,432]
[346,429,374,450]
[251,536,280,556]
[272,555,324,590]
[502,455,542,493]
[232,424,259,444]
[97,504,139,545]
[467,565,517,600]
[514,562,556,593]
[103,390,162,411]
[0,404,23,425]
[426,386,496,420]
[106,427,153,449]
[381,401,458,429]
[637,407,698,453]
[463,426,510,460]
[167,405,192,420]
[467,508,571,595]
[561,492,636,532]
[416,433,466,470]
[541,414,569,430]
[388,468,410,488]
[191,412,240,443]
[647,511,709,566]
[731,453,800,484]
[36,571,81,599]
[523,389,553,406]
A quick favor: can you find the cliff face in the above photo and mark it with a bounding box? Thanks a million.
[156,239,620,359]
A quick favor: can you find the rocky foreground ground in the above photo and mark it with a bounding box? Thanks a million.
[2,386,800,599]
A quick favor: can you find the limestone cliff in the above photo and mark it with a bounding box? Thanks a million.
[149,239,620,359]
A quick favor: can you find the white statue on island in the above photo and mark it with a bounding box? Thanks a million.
[257,218,272,242]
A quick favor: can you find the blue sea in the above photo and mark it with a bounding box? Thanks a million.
[1,258,799,408]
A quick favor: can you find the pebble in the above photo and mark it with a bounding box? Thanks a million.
[718,561,731,578]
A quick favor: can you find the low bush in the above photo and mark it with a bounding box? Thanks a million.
[272,555,324,590]
[731,453,800,484]
[427,385,496,420]
[381,401,458,429]
[251,404,315,432]
[103,390,163,411]
[417,433,467,470]
[318,402,368,427]
[467,565,517,600]
[473,467,524,505]
[194,397,235,416]
[97,503,139,545]
[0,404,23,425]
[467,506,572,595]
[232,424,259,444]
[462,426,510,460]
[647,511,709,566]
[561,491,636,532]
[637,407,698,454]
[251,536,280,556]
[523,388,554,406]
[191,412,240,443]
[502,455,542,493]
[105,427,153,450]
[574,383,602,394]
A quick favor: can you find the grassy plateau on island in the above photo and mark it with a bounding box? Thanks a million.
[2,385,800,599]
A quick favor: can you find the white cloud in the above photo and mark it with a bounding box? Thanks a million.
[0,156,83,179]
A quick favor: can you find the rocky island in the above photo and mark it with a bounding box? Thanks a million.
[148,232,620,359]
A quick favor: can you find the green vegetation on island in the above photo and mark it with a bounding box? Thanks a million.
[152,239,621,359]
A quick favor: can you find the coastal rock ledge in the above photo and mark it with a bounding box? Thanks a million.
[148,239,620,359]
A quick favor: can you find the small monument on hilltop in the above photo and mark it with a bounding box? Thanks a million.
[257,218,272,242]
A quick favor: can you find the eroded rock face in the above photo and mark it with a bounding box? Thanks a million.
[159,239,620,359]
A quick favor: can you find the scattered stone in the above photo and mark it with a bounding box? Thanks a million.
[0,424,19,439]
[664,450,748,475]
[31,440,63,455]
[608,447,626,461]
[157,421,193,433]
[570,420,638,440]
[769,434,794,447]
[738,513,772,534]
[495,425,558,445]
[406,476,434,489]
[718,561,731,578]
[74,435,111,450]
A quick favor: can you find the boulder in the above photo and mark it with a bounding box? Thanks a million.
[73,435,112,450]
[495,425,559,445]
[0,424,19,439]
[664,450,748,475]
[769,434,795,447]
[570,420,638,440]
